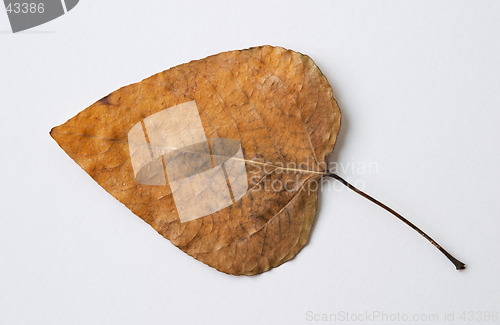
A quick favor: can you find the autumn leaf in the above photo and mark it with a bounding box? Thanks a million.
[51,45,341,275]
[51,45,466,274]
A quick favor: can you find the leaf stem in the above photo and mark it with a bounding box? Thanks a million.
[325,173,466,270]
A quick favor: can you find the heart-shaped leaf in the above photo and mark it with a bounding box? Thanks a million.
[51,45,341,275]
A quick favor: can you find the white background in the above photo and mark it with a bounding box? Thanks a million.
[1,1,499,324]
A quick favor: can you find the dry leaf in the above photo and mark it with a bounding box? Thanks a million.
[50,45,341,275]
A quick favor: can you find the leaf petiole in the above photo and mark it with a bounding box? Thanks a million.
[325,173,466,270]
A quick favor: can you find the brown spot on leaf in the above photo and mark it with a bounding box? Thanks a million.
[98,94,111,105]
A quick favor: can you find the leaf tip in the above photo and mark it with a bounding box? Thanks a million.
[49,125,64,145]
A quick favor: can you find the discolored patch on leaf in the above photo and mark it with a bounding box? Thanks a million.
[50,45,341,275]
